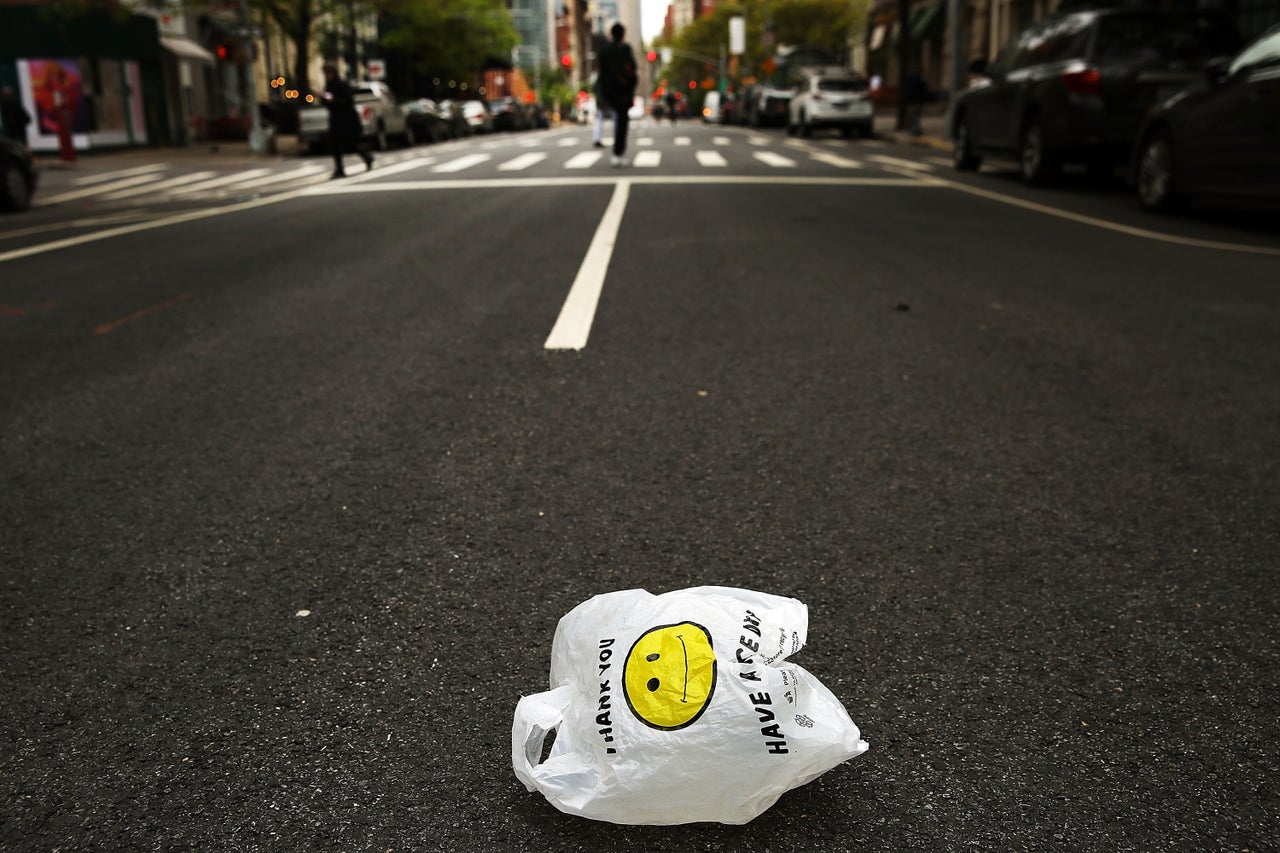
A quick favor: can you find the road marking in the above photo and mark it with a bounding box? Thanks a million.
[231,164,331,190]
[675,136,692,146]
[747,135,769,145]
[927,156,954,168]
[632,150,662,167]
[499,152,548,171]
[869,154,933,171]
[809,151,863,169]
[565,151,604,169]
[433,153,490,173]
[172,168,273,195]
[558,137,579,147]
[94,292,192,335]
[100,171,218,201]
[545,180,630,350]
[0,210,158,240]
[713,136,730,145]
[362,156,439,178]
[36,173,166,205]
[70,164,167,186]
[695,150,729,167]
[753,151,796,168]
[637,137,655,146]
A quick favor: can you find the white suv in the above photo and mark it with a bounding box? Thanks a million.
[787,67,873,138]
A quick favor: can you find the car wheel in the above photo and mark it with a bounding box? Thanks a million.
[841,125,854,139]
[1136,130,1182,213]
[1019,117,1058,185]
[799,112,812,138]
[952,115,981,171]
[404,125,416,147]
[0,160,32,212]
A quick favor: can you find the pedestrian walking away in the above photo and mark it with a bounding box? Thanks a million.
[597,22,638,166]
[591,72,611,148]
[664,90,677,124]
[1,84,32,147]
[321,63,372,179]
[903,69,929,138]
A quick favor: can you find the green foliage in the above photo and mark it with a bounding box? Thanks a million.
[379,0,519,82]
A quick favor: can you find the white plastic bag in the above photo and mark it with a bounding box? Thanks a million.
[512,586,868,825]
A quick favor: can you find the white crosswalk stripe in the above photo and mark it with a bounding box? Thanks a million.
[808,151,862,169]
[565,151,604,169]
[748,135,769,145]
[433,153,491,173]
[37,173,166,206]
[713,136,730,145]
[674,136,692,146]
[637,137,655,146]
[101,171,218,200]
[70,164,167,186]
[868,154,933,171]
[558,137,579,147]
[753,151,796,168]
[499,152,548,171]
[695,150,729,167]
[171,169,273,195]
[631,150,661,167]
[230,164,331,190]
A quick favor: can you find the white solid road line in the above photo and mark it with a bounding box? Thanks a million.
[631,150,661,167]
[544,179,631,350]
[695,150,729,167]
[753,151,796,168]
[565,151,604,169]
[433,153,490,173]
[499,152,548,171]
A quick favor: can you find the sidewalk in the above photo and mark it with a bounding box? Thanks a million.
[873,105,951,152]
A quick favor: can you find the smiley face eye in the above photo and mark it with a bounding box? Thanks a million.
[647,677,660,692]
[646,653,659,662]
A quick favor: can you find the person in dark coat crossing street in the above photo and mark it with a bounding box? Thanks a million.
[321,63,372,179]
[596,23,638,166]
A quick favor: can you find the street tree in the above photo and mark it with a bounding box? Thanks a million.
[378,0,518,88]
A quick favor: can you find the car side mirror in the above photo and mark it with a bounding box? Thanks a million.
[1205,56,1232,85]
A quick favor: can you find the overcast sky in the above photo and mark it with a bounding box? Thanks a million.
[641,0,665,44]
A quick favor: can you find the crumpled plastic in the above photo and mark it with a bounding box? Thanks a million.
[512,585,868,824]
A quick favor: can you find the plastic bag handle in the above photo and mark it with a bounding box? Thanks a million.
[511,685,574,789]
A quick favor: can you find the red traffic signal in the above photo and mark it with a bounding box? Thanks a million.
[646,50,657,62]
[560,54,573,68]
[215,44,229,61]
[688,80,697,89]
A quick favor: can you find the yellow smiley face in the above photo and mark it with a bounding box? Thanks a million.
[622,622,717,730]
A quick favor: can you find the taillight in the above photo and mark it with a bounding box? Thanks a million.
[1062,67,1101,95]
[361,105,373,120]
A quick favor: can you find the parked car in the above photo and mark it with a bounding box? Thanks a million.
[460,99,494,134]
[437,100,473,138]
[526,101,551,129]
[487,97,530,132]
[297,80,414,153]
[787,66,874,138]
[740,82,792,127]
[950,8,1240,184]
[702,90,725,123]
[1132,23,1280,211]
[0,137,37,212]
[402,98,453,144]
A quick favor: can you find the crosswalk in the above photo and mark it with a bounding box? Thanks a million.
[36,134,943,209]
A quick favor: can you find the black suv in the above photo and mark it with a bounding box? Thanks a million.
[950,8,1239,183]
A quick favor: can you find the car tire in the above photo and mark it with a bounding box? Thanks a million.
[1135,130,1182,213]
[0,160,32,212]
[404,125,416,147]
[953,115,981,171]
[1019,117,1058,185]
[841,125,854,139]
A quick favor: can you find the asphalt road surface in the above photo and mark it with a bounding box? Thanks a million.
[2,120,1278,851]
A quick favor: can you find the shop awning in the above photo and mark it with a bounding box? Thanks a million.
[160,35,216,64]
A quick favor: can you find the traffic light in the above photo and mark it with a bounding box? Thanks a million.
[560,54,573,68]
[688,80,697,89]
[215,44,229,61]
[646,50,657,63]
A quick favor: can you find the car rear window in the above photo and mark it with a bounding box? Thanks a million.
[1094,14,1239,64]
[818,78,867,92]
